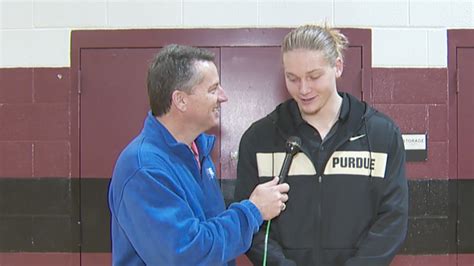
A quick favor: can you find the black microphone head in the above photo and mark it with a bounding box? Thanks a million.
[286,136,301,155]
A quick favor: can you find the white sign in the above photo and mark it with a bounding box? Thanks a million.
[402,134,426,150]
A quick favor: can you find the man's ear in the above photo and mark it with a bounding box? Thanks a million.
[171,90,187,112]
[335,57,344,78]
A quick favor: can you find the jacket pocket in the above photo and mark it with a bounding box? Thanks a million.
[321,248,356,266]
[275,175,316,249]
[283,247,313,266]
[321,176,374,248]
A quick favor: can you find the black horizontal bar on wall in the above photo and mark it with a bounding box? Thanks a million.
[0,178,472,254]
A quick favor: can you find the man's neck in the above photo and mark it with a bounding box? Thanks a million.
[156,114,199,148]
[303,93,342,139]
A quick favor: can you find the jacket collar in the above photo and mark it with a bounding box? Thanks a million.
[269,92,374,139]
[142,111,215,158]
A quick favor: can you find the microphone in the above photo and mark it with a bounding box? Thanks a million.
[278,136,302,184]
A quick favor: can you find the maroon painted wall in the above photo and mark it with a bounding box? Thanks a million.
[0,68,71,178]
[0,67,450,181]
[372,68,448,180]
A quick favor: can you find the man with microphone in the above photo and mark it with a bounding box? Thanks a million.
[235,24,408,265]
[108,44,290,266]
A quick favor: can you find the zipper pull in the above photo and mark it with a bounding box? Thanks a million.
[318,176,322,183]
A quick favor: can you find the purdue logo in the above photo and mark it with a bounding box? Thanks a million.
[333,157,374,170]
[324,151,387,178]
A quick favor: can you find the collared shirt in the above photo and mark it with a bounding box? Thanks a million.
[288,93,350,173]
[191,141,201,169]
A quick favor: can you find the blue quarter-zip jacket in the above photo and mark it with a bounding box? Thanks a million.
[108,111,263,266]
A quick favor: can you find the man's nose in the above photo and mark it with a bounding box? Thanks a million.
[299,80,311,95]
[217,86,228,102]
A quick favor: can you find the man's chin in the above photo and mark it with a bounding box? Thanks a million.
[301,106,319,116]
[203,120,219,133]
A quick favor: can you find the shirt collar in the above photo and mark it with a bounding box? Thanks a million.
[339,92,350,122]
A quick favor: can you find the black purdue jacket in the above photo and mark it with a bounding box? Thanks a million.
[234,93,408,266]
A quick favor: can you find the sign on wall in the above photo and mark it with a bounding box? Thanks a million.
[402,133,427,161]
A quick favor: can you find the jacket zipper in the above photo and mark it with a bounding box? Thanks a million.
[315,123,366,265]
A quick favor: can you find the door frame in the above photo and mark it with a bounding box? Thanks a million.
[447,29,474,179]
[447,29,474,258]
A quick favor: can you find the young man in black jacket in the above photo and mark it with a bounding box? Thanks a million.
[234,24,408,266]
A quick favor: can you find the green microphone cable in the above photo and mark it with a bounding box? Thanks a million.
[262,219,272,266]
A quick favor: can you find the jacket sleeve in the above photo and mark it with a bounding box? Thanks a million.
[345,127,409,266]
[234,130,297,266]
[114,167,263,265]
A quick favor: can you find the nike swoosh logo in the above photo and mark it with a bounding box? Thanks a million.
[350,134,366,141]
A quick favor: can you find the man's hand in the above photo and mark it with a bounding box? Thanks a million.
[249,176,290,220]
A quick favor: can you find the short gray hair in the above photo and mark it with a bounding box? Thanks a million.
[147,44,215,116]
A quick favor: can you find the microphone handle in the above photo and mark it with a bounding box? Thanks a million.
[278,153,293,184]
